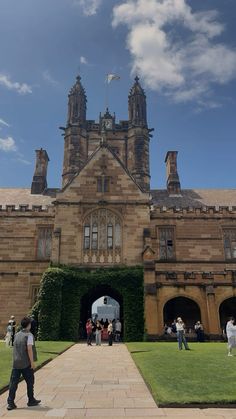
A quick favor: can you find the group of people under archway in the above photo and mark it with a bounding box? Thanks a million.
[85,318,122,346]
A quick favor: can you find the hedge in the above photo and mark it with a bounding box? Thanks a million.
[35,265,144,342]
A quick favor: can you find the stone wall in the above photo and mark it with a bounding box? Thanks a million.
[144,206,236,338]
[0,207,54,336]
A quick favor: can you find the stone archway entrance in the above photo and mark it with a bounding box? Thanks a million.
[163,296,201,330]
[80,284,123,339]
[219,297,236,330]
[37,266,143,341]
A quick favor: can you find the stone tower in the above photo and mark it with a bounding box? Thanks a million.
[31,149,49,194]
[165,151,181,195]
[62,75,88,187]
[127,77,150,191]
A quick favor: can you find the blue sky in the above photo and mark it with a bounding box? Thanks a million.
[0,0,235,190]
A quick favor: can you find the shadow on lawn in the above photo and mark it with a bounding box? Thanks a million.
[40,351,61,355]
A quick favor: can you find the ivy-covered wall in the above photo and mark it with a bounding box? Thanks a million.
[34,265,144,342]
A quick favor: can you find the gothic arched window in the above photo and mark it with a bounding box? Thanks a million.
[83,209,122,264]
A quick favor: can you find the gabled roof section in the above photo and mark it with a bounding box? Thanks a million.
[151,189,236,209]
[61,143,146,194]
[56,143,150,203]
[0,188,57,209]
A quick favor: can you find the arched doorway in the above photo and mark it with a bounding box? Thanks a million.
[219,297,236,331]
[79,284,123,339]
[163,297,201,330]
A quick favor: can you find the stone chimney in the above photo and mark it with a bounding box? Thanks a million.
[165,151,181,195]
[31,149,49,194]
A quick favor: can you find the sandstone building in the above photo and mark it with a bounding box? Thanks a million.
[0,74,236,338]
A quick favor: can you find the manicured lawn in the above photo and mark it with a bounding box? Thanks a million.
[127,342,236,405]
[0,341,73,391]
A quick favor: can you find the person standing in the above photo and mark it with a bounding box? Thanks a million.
[115,319,122,342]
[194,321,205,342]
[176,317,190,350]
[86,319,93,346]
[95,321,102,346]
[5,322,13,347]
[171,319,177,334]
[7,317,40,411]
[226,317,236,356]
[9,316,16,346]
[30,316,38,340]
[108,320,113,346]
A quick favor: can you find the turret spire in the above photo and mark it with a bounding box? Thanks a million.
[128,76,147,127]
[67,74,87,126]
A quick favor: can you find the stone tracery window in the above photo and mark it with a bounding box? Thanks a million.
[83,209,122,264]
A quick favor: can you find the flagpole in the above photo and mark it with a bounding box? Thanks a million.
[105,75,109,110]
[105,74,120,111]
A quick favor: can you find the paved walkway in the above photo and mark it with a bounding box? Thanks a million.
[0,344,236,418]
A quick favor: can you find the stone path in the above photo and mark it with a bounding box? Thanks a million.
[0,343,236,418]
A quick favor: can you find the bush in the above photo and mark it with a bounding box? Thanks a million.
[37,268,64,340]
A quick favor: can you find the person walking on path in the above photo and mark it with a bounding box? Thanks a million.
[86,319,93,346]
[176,317,190,350]
[108,320,113,346]
[95,320,102,346]
[115,319,122,342]
[7,317,41,411]
[226,317,236,356]
[194,321,205,342]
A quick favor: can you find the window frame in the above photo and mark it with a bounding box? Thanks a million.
[223,228,236,261]
[84,224,91,250]
[31,285,40,306]
[107,223,113,249]
[158,226,176,261]
[36,226,53,261]
[97,176,110,193]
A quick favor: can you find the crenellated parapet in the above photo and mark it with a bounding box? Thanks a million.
[151,205,236,218]
[0,204,54,214]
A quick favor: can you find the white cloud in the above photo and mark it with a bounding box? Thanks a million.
[73,0,103,16]
[0,74,32,94]
[0,118,10,127]
[15,157,31,165]
[112,0,236,107]
[0,137,17,152]
[80,55,88,65]
[0,136,31,164]
[43,70,58,86]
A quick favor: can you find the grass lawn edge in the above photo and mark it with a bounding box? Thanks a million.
[126,343,236,409]
[0,342,75,396]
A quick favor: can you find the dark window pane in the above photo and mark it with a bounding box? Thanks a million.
[84,225,90,249]
[108,225,113,237]
[97,177,102,192]
[104,177,109,192]
[108,237,113,249]
[159,228,174,260]
[84,237,90,249]
[92,224,98,233]
[85,226,90,237]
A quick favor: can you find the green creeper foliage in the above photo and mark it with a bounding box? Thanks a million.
[35,266,144,342]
